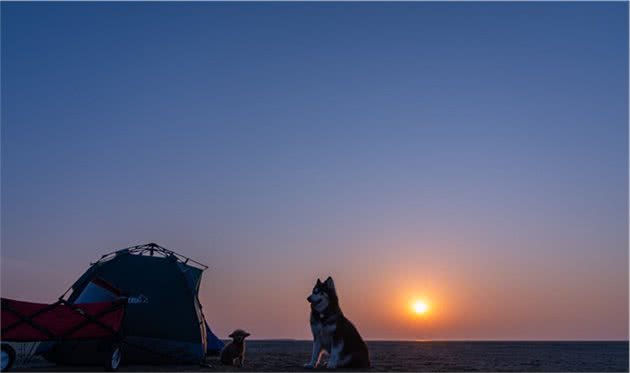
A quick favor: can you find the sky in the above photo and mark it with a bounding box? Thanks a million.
[1,2,628,341]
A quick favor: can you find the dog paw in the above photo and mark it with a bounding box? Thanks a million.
[304,363,315,369]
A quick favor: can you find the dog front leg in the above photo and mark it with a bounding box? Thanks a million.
[326,341,343,369]
[304,340,322,369]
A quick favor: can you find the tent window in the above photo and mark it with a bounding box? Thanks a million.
[74,278,120,304]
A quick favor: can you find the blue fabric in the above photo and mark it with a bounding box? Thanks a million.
[124,336,205,363]
[177,263,203,292]
[205,321,224,353]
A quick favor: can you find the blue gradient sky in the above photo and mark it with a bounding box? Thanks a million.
[2,2,628,340]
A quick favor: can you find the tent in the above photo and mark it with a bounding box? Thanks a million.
[45,243,223,365]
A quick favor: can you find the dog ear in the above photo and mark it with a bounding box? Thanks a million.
[229,332,235,338]
[316,278,322,286]
[324,276,335,291]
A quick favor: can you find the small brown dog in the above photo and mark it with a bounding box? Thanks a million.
[220,329,251,367]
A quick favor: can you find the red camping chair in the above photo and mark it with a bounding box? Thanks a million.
[1,294,126,371]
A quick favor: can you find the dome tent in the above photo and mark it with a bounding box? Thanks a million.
[45,243,223,366]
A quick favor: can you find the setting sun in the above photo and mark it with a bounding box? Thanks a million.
[412,300,429,315]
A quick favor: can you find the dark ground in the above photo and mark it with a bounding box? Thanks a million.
[13,340,629,372]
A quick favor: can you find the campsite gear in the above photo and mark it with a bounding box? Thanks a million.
[45,243,223,366]
[0,296,127,372]
[1,344,16,372]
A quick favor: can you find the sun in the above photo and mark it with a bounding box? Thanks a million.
[412,300,429,315]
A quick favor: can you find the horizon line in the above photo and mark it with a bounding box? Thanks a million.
[243,338,630,342]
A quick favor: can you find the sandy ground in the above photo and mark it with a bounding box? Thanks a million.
[12,340,629,372]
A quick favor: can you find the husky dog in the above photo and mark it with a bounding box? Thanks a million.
[220,329,251,367]
[305,277,370,369]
